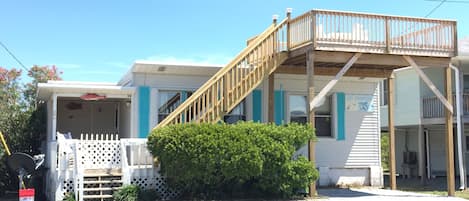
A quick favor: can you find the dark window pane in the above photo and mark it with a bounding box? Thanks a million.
[224,115,246,124]
[464,75,469,93]
[291,116,307,124]
[315,116,332,137]
[382,80,389,106]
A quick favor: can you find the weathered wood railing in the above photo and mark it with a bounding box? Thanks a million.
[156,19,289,127]
[155,9,456,128]
[422,94,469,118]
[289,9,457,57]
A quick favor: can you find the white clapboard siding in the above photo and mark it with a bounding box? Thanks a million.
[345,88,380,167]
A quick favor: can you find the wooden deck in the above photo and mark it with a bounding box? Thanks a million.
[277,9,456,77]
[156,8,457,127]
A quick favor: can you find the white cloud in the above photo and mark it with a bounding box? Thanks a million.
[459,37,469,56]
[141,54,232,67]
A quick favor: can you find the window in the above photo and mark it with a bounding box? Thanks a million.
[466,136,469,152]
[288,95,332,137]
[224,100,246,124]
[464,75,469,93]
[380,80,389,106]
[158,90,192,123]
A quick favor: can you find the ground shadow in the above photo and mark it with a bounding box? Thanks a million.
[318,188,374,198]
[383,174,456,191]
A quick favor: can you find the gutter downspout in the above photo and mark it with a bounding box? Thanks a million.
[450,64,465,190]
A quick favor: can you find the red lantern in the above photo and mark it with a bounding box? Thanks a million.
[80,93,106,101]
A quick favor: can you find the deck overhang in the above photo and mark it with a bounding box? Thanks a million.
[276,48,451,78]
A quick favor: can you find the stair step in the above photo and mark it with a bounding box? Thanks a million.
[84,169,122,176]
[82,194,113,199]
[84,172,123,177]
[83,180,123,184]
[83,187,122,191]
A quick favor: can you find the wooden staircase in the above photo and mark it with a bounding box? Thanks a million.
[81,169,123,201]
[156,19,289,127]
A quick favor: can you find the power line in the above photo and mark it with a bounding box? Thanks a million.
[425,0,447,17]
[425,0,469,3]
[0,41,28,71]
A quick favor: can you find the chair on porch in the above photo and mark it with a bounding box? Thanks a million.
[401,151,418,178]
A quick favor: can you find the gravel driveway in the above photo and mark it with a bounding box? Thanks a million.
[316,188,466,201]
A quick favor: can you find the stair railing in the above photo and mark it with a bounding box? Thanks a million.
[156,18,288,128]
[72,141,84,201]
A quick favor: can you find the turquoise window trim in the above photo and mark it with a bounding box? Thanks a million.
[181,91,188,102]
[252,90,262,122]
[274,90,285,125]
[138,86,150,138]
[336,92,345,141]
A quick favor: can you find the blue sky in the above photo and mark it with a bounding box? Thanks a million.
[1,0,468,82]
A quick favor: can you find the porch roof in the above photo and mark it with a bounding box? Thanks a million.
[118,61,222,85]
[37,80,135,100]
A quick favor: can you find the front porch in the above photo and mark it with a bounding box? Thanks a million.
[47,135,178,201]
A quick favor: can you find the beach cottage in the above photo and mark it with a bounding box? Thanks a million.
[37,9,457,200]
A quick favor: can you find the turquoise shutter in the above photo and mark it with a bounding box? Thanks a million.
[252,90,262,122]
[336,92,345,141]
[274,90,285,125]
[138,86,150,138]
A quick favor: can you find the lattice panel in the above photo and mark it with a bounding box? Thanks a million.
[131,176,181,200]
[77,140,121,169]
[62,178,74,197]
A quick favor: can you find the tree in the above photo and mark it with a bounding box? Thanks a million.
[0,65,62,195]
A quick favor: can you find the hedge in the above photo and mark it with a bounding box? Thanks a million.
[147,121,318,199]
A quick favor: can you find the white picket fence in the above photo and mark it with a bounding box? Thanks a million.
[47,133,179,201]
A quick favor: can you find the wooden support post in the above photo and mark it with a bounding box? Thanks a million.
[306,50,316,197]
[310,53,361,110]
[445,66,455,196]
[267,14,278,123]
[286,8,292,50]
[387,74,397,190]
[268,74,275,123]
[404,56,453,113]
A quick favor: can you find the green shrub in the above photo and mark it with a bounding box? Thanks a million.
[147,121,318,199]
[62,192,75,201]
[381,132,389,171]
[113,185,160,201]
[113,185,139,201]
[139,189,160,201]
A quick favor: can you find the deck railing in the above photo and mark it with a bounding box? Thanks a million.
[422,94,469,118]
[156,18,289,127]
[289,9,457,57]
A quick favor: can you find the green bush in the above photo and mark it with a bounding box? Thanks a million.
[139,189,160,201]
[113,185,161,201]
[113,185,139,201]
[62,192,75,201]
[381,132,389,171]
[147,121,318,199]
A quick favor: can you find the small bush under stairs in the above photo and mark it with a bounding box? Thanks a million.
[156,19,289,128]
[81,169,123,201]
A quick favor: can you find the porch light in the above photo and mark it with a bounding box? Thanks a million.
[80,93,106,101]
